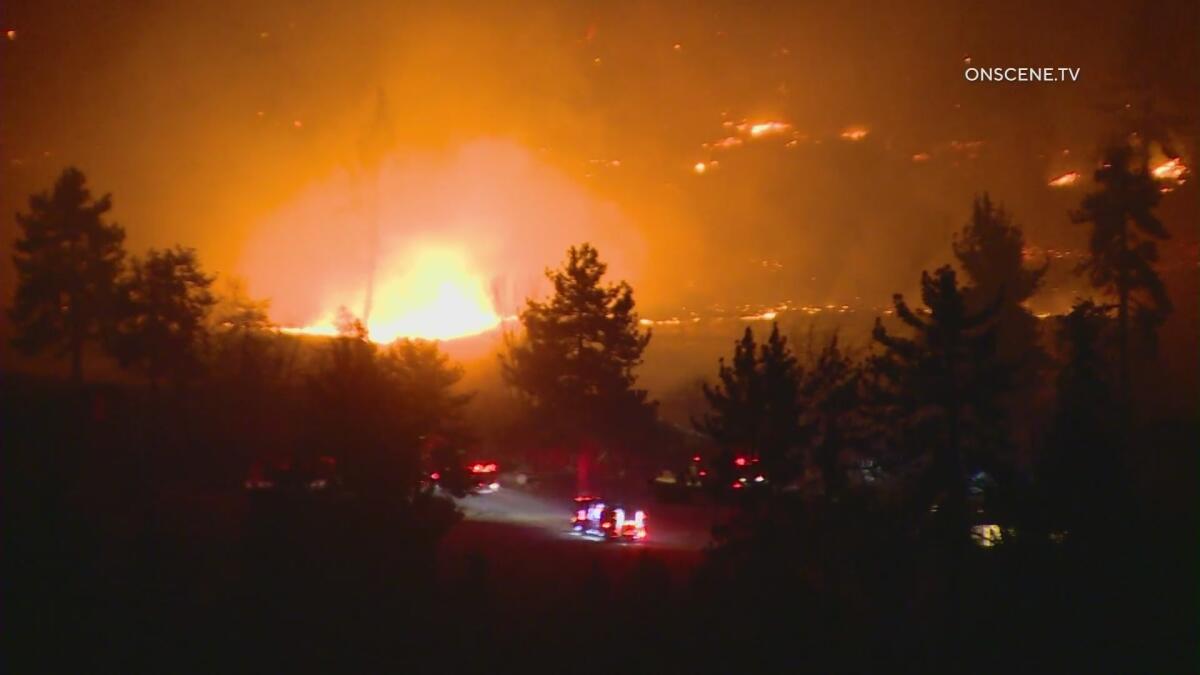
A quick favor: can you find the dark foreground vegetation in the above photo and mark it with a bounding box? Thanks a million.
[4,139,1197,672]
[4,379,1193,672]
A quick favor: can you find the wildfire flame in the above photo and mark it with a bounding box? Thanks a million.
[840,127,869,141]
[285,246,500,343]
[744,121,792,138]
[706,136,743,150]
[243,140,641,346]
[1152,157,1188,184]
[1048,171,1080,187]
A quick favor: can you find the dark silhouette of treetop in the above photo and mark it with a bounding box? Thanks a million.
[1071,143,1171,397]
[953,194,1047,313]
[111,246,216,388]
[502,243,655,454]
[871,266,1007,539]
[9,167,127,382]
[800,331,863,500]
[697,323,805,490]
[698,327,762,452]
[210,278,278,382]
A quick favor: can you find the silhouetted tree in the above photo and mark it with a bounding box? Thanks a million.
[9,168,126,383]
[800,332,863,501]
[308,322,471,499]
[307,322,388,489]
[953,194,1047,368]
[871,266,1007,540]
[387,339,474,496]
[1042,300,1120,533]
[696,328,760,487]
[111,246,216,389]
[209,278,278,382]
[205,279,289,479]
[385,338,473,443]
[758,325,804,485]
[1071,143,1171,400]
[501,244,655,468]
[697,324,804,489]
[953,194,1049,471]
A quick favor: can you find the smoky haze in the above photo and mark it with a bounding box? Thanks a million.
[1,0,1197,327]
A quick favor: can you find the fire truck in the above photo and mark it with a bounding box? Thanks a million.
[570,495,648,542]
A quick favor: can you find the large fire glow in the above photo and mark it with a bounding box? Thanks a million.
[284,245,501,342]
[242,140,641,344]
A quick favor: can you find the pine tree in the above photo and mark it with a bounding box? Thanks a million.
[1071,143,1171,400]
[111,246,216,388]
[696,327,761,467]
[757,324,804,485]
[953,195,1050,473]
[384,339,474,496]
[384,338,473,442]
[953,194,1047,370]
[9,168,126,382]
[871,266,1007,539]
[800,332,862,500]
[697,324,804,489]
[1043,300,1119,532]
[501,244,655,464]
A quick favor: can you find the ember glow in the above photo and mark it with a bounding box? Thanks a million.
[1152,157,1189,184]
[745,121,792,138]
[1048,171,1080,187]
[706,136,744,150]
[840,127,869,141]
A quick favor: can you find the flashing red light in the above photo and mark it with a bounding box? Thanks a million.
[430,471,441,481]
[734,457,748,467]
[692,455,701,462]
[732,481,744,489]
[470,462,498,474]
[699,470,708,476]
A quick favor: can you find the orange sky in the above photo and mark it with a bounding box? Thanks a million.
[1,0,1196,339]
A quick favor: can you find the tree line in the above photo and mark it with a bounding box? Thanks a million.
[10,167,215,387]
[7,136,1177,525]
[691,139,1174,547]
